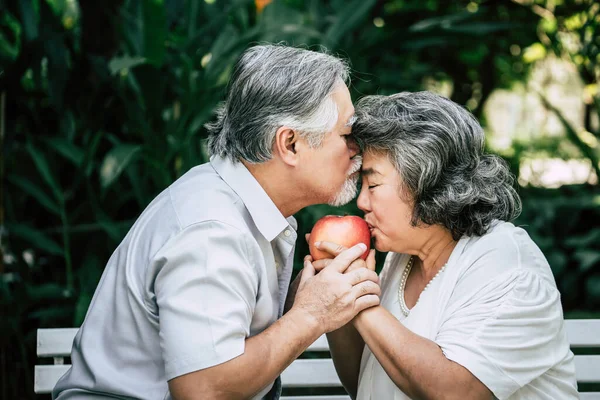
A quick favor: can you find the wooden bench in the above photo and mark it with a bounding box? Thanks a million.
[35,319,600,399]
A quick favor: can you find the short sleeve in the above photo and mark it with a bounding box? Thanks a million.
[153,221,259,380]
[436,270,566,400]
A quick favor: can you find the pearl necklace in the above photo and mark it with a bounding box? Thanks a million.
[398,255,447,317]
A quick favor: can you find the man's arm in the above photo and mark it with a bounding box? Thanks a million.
[168,243,381,400]
[168,306,320,399]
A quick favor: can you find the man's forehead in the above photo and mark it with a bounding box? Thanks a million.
[345,114,357,127]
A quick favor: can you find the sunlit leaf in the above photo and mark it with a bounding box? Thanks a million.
[100,144,142,190]
[108,55,147,75]
[574,250,600,273]
[522,43,546,63]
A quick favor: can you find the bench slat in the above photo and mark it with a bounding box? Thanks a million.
[37,328,329,357]
[33,356,600,394]
[281,397,350,400]
[282,359,342,388]
[37,328,78,357]
[574,355,600,384]
[580,393,600,400]
[307,334,329,352]
[38,320,598,357]
[565,320,600,348]
[36,319,600,395]
[34,365,70,394]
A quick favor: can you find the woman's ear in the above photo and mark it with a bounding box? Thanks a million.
[273,126,300,166]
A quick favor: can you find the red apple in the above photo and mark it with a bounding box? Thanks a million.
[308,215,371,261]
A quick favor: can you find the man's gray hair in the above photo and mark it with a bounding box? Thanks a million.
[206,44,350,163]
[352,91,522,240]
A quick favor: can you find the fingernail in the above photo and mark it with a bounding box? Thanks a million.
[358,243,367,251]
[314,241,321,247]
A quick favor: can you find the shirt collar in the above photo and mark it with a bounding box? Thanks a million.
[210,155,296,242]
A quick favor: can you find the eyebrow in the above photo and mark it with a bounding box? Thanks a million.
[345,114,357,127]
[361,167,380,177]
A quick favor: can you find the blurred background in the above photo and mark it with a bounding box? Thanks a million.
[1,0,599,397]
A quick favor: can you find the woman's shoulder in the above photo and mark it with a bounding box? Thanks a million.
[455,221,557,290]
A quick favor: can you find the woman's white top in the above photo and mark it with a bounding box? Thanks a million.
[357,221,578,400]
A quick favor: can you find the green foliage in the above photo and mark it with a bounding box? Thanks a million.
[515,185,600,315]
[0,0,598,397]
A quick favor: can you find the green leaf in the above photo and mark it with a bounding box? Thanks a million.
[26,283,68,301]
[44,33,70,108]
[100,144,142,190]
[574,250,600,273]
[0,12,22,61]
[108,55,147,76]
[142,0,166,66]
[74,291,93,325]
[8,224,63,256]
[26,143,63,204]
[44,137,85,166]
[585,275,600,300]
[325,0,377,48]
[18,0,40,42]
[7,175,61,215]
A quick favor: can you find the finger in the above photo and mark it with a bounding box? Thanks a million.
[299,259,316,287]
[315,241,347,258]
[347,267,379,286]
[331,243,368,273]
[354,294,380,313]
[304,254,313,263]
[352,280,381,299]
[313,258,332,272]
[366,249,376,271]
[305,233,311,243]
[345,259,366,273]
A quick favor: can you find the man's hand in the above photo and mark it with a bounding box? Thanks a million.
[290,243,380,333]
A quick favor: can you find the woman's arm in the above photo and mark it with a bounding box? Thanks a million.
[353,306,492,400]
[311,248,378,399]
[327,323,364,399]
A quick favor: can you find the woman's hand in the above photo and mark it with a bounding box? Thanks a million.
[310,240,376,273]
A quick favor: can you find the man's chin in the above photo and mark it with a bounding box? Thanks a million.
[328,181,359,206]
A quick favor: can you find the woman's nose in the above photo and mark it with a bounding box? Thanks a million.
[357,186,369,212]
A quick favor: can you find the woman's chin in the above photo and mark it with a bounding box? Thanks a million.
[372,238,387,253]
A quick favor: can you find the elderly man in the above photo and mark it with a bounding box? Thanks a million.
[52,44,380,400]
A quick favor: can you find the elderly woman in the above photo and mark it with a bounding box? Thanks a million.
[311,92,578,399]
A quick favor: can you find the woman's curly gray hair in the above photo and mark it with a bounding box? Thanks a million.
[352,91,521,240]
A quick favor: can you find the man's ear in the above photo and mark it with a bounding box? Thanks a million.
[273,126,300,166]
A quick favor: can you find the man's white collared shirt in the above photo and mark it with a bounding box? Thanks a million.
[53,156,297,400]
